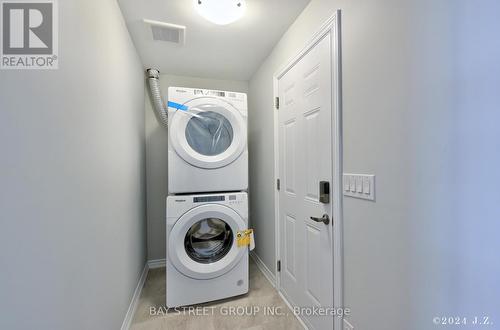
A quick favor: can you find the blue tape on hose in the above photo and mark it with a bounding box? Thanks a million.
[168,101,188,111]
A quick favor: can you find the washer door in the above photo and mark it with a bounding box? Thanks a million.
[169,97,246,169]
[168,204,246,280]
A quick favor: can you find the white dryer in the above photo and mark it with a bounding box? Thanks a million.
[167,87,248,194]
[166,192,249,307]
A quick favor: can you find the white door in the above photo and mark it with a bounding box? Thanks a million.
[278,31,335,330]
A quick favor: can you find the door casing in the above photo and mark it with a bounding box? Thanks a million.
[273,10,343,330]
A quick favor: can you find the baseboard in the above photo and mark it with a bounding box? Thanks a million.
[277,291,309,330]
[249,253,307,329]
[148,258,166,269]
[249,252,276,287]
[120,263,149,330]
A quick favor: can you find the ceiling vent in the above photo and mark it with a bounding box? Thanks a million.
[143,19,186,45]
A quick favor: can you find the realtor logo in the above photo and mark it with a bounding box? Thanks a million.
[1,0,58,69]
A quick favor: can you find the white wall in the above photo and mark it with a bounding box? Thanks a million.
[447,0,500,320]
[248,0,500,329]
[0,0,146,329]
[145,74,248,260]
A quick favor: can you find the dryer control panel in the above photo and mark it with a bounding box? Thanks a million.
[168,86,248,114]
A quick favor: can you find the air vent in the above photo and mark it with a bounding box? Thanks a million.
[143,19,186,45]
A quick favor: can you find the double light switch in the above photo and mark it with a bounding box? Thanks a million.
[343,174,375,201]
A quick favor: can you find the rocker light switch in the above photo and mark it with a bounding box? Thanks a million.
[349,176,356,192]
[356,176,363,193]
[344,178,350,192]
[363,177,370,194]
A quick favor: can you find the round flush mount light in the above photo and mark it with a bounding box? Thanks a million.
[195,0,246,25]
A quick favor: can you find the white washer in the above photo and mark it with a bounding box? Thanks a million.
[166,192,249,307]
[167,87,248,194]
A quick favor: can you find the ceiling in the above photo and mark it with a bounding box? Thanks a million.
[118,0,310,81]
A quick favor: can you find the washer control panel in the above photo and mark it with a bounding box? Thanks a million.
[228,194,244,205]
[190,194,246,204]
[168,192,248,218]
[193,195,225,203]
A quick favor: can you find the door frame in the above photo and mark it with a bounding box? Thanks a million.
[273,10,343,330]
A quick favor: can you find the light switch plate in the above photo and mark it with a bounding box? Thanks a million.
[343,174,375,201]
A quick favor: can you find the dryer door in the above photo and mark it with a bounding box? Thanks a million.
[168,203,247,280]
[169,97,247,169]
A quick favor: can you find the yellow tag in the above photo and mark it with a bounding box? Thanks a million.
[237,229,253,247]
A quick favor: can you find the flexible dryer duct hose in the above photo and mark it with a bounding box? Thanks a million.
[146,68,168,127]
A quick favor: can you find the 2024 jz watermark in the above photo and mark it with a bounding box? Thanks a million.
[1,0,58,69]
[433,316,493,327]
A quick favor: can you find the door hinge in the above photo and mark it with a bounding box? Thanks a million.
[276,178,280,191]
[277,260,281,272]
[275,97,280,110]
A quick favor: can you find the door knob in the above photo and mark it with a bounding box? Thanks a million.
[310,214,330,225]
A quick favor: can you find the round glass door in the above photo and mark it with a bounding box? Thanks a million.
[184,218,233,263]
[168,204,246,280]
[169,97,247,169]
[185,108,234,157]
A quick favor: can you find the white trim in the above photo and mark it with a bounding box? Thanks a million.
[250,253,307,329]
[274,12,340,79]
[273,72,281,291]
[273,10,344,330]
[332,11,344,330]
[249,252,276,287]
[148,258,166,269]
[120,263,149,330]
[278,291,309,330]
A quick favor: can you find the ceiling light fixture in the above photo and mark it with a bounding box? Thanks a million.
[195,0,246,26]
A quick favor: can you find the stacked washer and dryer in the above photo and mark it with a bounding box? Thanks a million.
[166,87,249,307]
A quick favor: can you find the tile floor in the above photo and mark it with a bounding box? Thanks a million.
[130,258,304,330]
